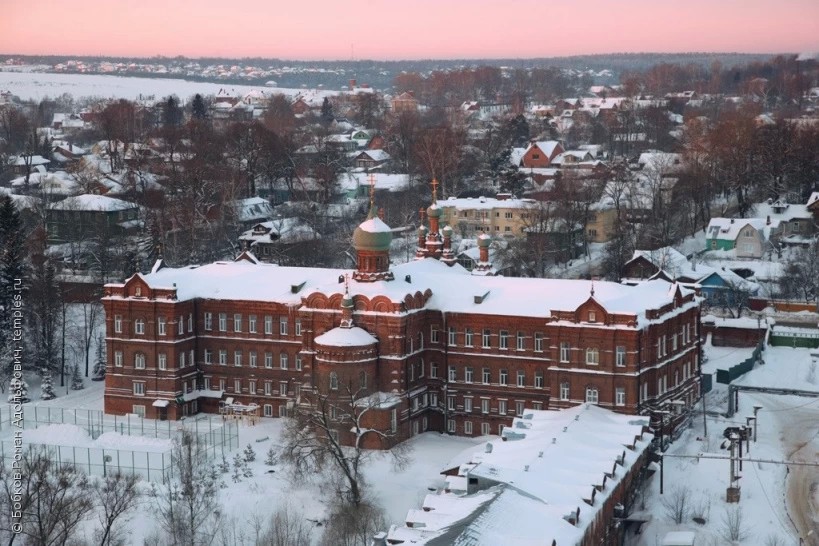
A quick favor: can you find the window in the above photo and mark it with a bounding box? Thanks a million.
[134,319,145,335]
[265,352,273,369]
[515,401,525,416]
[133,405,145,418]
[249,315,257,333]
[498,400,507,414]
[465,328,474,347]
[204,349,212,364]
[481,423,491,435]
[233,314,242,332]
[447,396,456,411]
[482,329,491,348]
[114,315,122,333]
[448,419,456,433]
[157,317,166,336]
[516,332,525,351]
[249,380,257,395]
[616,346,626,367]
[560,382,570,400]
[264,381,272,396]
[535,371,544,388]
[616,387,626,406]
[464,421,473,435]
[234,351,242,367]
[158,353,167,371]
[641,383,648,402]
[114,351,123,367]
[204,377,211,390]
[464,397,473,412]
[178,317,184,335]
[359,371,367,389]
[219,350,227,366]
[264,316,273,335]
[295,319,302,336]
[534,333,543,352]
[179,352,186,368]
[499,369,508,386]
[661,336,667,356]
[671,333,677,351]
[419,359,425,377]
[431,327,439,343]
[516,370,525,387]
[448,366,457,382]
[482,368,491,384]
[448,327,456,346]
[329,372,338,390]
[532,402,542,410]
[431,363,438,379]
[499,330,509,349]
[249,351,257,368]
[187,314,193,332]
[585,387,599,404]
[657,377,663,395]
[280,354,288,370]
[133,382,145,396]
[134,353,145,370]
[586,348,599,365]
[279,382,287,396]
[279,317,288,336]
[218,313,227,332]
[134,286,141,297]
[464,367,473,383]
[219,379,226,392]
[431,393,438,407]
[481,399,489,414]
[234,379,241,393]
[204,312,212,330]
[391,410,398,433]
[264,404,273,417]
[560,342,570,362]
[296,354,302,371]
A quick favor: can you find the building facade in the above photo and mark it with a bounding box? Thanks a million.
[103,185,701,446]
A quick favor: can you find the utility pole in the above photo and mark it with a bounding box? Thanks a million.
[753,405,762,442]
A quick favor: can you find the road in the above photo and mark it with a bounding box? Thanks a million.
[762,394,819,546]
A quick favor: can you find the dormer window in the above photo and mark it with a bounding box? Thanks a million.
[134,286,142,297]
[588,311,596,323]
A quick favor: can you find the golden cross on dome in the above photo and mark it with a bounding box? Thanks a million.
[431,178,439,202]
[344,273,350,293]
[368,173,376,209]
[418,207,426,222]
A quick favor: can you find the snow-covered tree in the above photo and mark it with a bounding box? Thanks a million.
[243,444,256,463]
[7,377,29,403]
[40,369,56,400]
[70,364,84,391]
[91,335,106,381]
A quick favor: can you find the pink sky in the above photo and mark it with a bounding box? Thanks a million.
[1,0,817,60]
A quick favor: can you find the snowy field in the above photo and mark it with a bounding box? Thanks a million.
[0,70,337,102]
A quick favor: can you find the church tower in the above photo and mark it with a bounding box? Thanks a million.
[352,187,394,282]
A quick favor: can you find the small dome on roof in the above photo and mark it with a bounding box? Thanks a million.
[418,224,428,235]
[353,212,393,252]
[477,233,491,247]
[426,202,441,218]
[442,225,453,236]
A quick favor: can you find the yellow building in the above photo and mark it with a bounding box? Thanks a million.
[438,196,538,239]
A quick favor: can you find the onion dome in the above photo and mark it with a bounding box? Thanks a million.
[353,210,393,252]
[442,225,453,238]
[418,224,428,236]
[426,202,442,219]
[477,232,491,248]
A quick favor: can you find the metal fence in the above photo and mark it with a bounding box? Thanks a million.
[0,406,239,481]
[716,338,765,385]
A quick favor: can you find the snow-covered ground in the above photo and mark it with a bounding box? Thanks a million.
[634,343,819,546]
[0,70,337,102]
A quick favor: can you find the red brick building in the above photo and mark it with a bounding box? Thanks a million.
[103,189,701,446]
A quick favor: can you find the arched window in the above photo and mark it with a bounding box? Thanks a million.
[418,332,424,350]
[134,319,145,335]
[359,371,367,390]
[329,372,338,391]
[585,386,599,404]
[134,353,146,369]
[559,381,570,400]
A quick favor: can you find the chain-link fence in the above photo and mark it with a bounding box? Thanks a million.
[0,406,239,481]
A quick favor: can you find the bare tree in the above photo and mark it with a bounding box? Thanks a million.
[93,472,142,546]
[257,503,313,546]
[281,383,410,508]
[661,485,691,524]
[720,506,750,543]
[153,429,222,545]
[321,499,386,546]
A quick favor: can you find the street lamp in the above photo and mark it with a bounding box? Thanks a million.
[752,405,763,442]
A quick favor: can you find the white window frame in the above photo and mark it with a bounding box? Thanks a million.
[114,351,123,367]
[560,382,570,400]
[516,370,525,387]
[248,315,257,333]
[615,387,626,406]
[114,315,122,333]
[158,353,167,371]
[585,387,599,404]
[280,353,288,370]
[616,346,626,367]
[249,351,257,368]
[586,347,599,366]
[218,313,227,332]
[204,312,212,331]
[279,317,288,336]
[134,319,144,335]
[499,330,509,350]
[133,382,145,396]
[234,351,242,367]
[534,332,543,352]
[157,317,166,336]
[560,342,570,362]
[233,314,242,333]
[264,315,273,335]
[134,353,145,370]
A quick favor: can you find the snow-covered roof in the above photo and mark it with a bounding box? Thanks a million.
[751,200,812,222]
[526,140,561,158]
[357,216,391,234]
[807,191,819,209]
[114,258,693,328]
[338,172,412,193]
[50,194,138,212]
[238,219,319,245]
[9,154,50,167]
[386,404,652,545]
[232,196,274,223]
[706,217,777,241]
[314,326,376,347]
[438,196,537,211]
[356,149,390,162]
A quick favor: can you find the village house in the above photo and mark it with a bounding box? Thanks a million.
[238,219,321,264]
[436,194,537,239]
[391,91,419,113]
[705,218,776,258]
[354,149,391,170]
[47,193,141,243]
[751,197,816,247]
[103,183,702,450]
[519,140,565,169]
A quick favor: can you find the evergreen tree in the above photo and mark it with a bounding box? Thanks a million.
[70,363,84,390]
[162,95,183,128]
[91,334,106,381]
[265,446,276,466]
[0,196,28,391]
[191,94,207,120]
[7,378,29,403]
[243,444,256,463]
[40,368,56,400]
[320,97,334,123]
